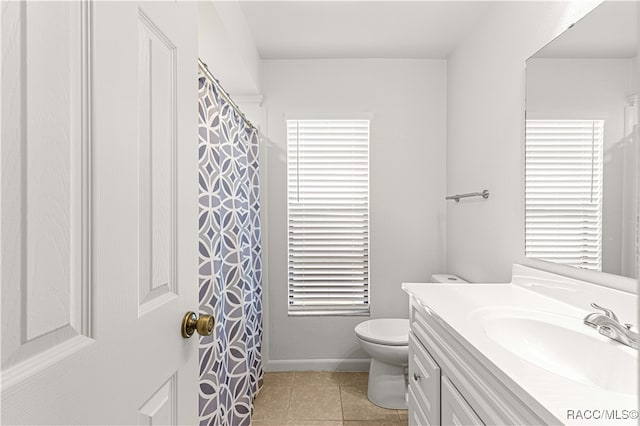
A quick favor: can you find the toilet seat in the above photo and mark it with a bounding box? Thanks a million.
[354,318,409,346]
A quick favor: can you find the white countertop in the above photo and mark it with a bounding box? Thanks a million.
[402,278,638,425]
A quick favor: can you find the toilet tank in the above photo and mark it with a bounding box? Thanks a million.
[430,274,468,284]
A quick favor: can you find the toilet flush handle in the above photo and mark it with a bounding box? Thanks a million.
[413,373,421,381]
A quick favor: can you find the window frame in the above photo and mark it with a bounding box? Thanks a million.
[286,115,371,316]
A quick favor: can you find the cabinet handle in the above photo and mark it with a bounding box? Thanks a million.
[413,373,421,381]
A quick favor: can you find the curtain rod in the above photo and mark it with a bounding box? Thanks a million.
[198,58,257,131]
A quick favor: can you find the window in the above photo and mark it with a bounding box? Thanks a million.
[525,119,604,270]
[287,119,370,315]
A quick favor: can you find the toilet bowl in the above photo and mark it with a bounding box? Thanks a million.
[355,318,410,409]
[354,274,468,409]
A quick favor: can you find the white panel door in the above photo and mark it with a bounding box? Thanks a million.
[1,1,200,424]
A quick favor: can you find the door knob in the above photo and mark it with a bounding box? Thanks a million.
[181,311,214,338]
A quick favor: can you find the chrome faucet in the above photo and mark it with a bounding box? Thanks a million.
[584,303,638,350]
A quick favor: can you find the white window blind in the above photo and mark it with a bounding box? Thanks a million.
[525,119,604,271]
[287,119,370,316]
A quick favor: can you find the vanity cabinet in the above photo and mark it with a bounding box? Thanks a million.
[408,296,556,426]
[409,330,483,426]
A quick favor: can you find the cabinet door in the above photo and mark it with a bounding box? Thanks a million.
[442,376,485,426]
[408,385,431,426]
[408,332,441,425]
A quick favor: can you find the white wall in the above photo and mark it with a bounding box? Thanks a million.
[445,1,617,285]
[526,58,635,276]
[262,59,447,370]
[198,0,261,95]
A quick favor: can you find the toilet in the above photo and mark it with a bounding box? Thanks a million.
[354,318,409,409]
[354,274,468,409]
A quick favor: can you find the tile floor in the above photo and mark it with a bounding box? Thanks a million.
[252,371,408,426]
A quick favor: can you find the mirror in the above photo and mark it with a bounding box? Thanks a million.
[525,1,638,279]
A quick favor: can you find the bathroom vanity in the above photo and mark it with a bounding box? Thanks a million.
[403,265,638,426]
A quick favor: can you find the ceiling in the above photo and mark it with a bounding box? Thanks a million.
[238,1,493,59]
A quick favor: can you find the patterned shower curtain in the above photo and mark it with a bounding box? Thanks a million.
[197,68,263,426]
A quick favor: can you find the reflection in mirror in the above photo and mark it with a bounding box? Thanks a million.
[525,1,638,279]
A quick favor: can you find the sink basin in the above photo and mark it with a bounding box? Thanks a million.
[476,308,638,395]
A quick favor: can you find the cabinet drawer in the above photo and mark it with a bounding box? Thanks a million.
[411,298,436,351]
[408,332,440,426]
[442,376,484,426]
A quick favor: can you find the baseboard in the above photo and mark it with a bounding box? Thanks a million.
[264,358,370,372]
